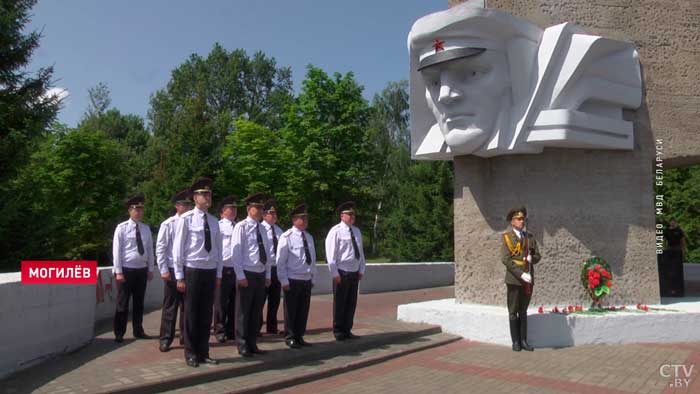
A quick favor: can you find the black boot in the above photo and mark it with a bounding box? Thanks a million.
[509,319,521,351]
[519,315,534,351]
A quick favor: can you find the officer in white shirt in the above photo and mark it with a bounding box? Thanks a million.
[213,194,238,343]
[112,193,154,343]
[277,203,316,349]
[259,199,284,335]
[232,192,272,357]
[325,201,366,341]
[155,189,192,352]
[173,177,223,367]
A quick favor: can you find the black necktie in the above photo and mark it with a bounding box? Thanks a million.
[272,226,278,255]
[203,213,211,252]
[349,226,360,259]
[135,223,145,255]
[256,223,267,264]
[302,231,312,265]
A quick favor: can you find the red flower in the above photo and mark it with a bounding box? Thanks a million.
[575,305,583,311]
[607,282,613,288]
[538,306,544,314]
[553,306,560,313]
[620,305,626,310]
[567,305,574,312]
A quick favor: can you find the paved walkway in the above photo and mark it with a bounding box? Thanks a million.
[272,339,700,394]
[0,287,455,394]
[2,285,700,394]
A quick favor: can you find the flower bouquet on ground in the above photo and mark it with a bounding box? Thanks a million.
[581,257,613,309]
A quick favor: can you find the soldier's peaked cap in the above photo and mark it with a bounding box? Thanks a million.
[506,206,527,221]
[336,201,356,215]
[191,177,213,193]
[126,193,145,209]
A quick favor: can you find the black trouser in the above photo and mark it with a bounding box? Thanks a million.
[213,266,236,339]
[665,250,685,297]
[235,270,266,351]
[159,268,185,345]
[284,279,312,341]
[506,284,531,343]
[184,267,216,360]
[260,266,281,333]
[114,267,148,338]
[333,269,359,336]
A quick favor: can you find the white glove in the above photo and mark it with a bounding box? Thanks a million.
[526,255,532,263]
[520,272,532,283]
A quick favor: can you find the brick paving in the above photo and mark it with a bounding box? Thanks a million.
[0,287,454,394]
[3,285,700,394]
[273,340,700,394]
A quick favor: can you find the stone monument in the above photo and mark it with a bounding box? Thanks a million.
[409,1,657,307]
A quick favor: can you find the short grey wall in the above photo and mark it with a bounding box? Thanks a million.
[359,262,454,294]
[0,272,95,380]
[1,262,454,379]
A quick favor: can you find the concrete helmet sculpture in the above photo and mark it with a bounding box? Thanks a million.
[408,3,642,159]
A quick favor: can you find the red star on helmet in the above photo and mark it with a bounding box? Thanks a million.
[433,39,445,53]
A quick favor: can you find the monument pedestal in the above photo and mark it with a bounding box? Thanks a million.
[453,143,659,307]
[398,299,700,347]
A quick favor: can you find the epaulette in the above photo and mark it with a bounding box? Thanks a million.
[180,210,195,218]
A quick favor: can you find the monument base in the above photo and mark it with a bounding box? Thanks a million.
[398,298,700,347]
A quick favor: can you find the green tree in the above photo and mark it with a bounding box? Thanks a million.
[0,0,62,270]
[3,128,128,269]
[0,0,60,182]
[366,80,454,262]
[145,44,294,225]
[379,160,454,262]
[365,81,411,254]
[218,118,289,211]
[84,82,111,119]
[656,166,700,262]
[280,66,373,253]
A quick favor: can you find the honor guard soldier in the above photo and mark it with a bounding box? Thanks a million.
[112,193,154,343]
[155,189,192,352]
[232,192,272,357]
[259,199,284,335]
[173,177,223,367]
[277,203,316,349]
[502,206,541,352]
[325,201,366,341]
[213,194,238,343]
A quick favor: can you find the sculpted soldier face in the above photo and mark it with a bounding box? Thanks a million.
[421,50,511,153]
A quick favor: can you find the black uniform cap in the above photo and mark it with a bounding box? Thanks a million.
[191,177,213,194]
[244,192,268,207]
[263,199,278,213]
[217,195,239,213]
[290,203,308,218]
[336,201,356,215]
[125,193,145,209]
[171,189,193,204]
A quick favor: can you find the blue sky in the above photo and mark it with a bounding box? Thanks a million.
[28,0,446,127]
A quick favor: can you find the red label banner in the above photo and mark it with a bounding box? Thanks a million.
[21,261,98,284]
